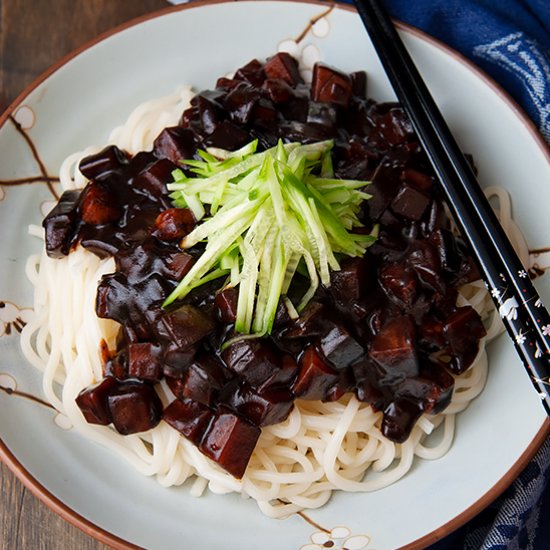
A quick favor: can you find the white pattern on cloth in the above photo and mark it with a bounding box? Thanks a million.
[473,32,550,142]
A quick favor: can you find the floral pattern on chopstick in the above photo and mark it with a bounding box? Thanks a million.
[486,262,550,399]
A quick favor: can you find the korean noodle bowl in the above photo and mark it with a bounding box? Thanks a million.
[20,54,529,518]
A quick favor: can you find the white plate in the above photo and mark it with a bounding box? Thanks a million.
[1,2,549,549]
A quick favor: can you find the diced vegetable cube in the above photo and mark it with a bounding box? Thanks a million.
[292,346,339,400]
[264,52,303,86]
[157,305,215,349]
[203,120,250,150]
[163,397,213,446]
[215,287,239,324]
[75,376,118,425]
[107,381,163,435]
[222,339,279,389]
[153,127,197,164]
[179,355,228,406]
[127,342,163,381]
[390,183,431,221]
[369,315,419,383]
[220,379,294,426]
[319,323,364,370]
[154,207,196,242]
[233,59,266,87]
[443,306,486,374]
[79,181,122,225]
[381,398,423,443]
[134,158,179,200]
[379,263,418,310]
[311,63,353,106]
[199,407,261,478]
[42,189,80,257]
[78,145,129,180]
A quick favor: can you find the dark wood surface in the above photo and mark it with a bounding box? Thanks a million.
[0,2,167,547]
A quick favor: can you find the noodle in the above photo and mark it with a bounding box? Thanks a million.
[20,82,519,518]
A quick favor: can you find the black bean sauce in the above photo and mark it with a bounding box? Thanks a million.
[43,54,485,478]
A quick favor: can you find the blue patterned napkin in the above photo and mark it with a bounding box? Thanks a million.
[167,0,550,547]
[168,0,549,143]
[430,436,550,549]
[379,0,550,144]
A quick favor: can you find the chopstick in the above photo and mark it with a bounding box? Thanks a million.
[353,0,550,415]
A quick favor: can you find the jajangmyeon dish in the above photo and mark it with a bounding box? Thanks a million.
[21,53,522,518]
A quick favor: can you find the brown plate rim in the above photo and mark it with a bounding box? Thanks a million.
[1,1,549,549]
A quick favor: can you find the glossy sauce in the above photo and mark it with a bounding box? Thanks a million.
[43,54,485,478]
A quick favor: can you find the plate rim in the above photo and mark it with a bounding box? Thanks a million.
[1,1,549,549]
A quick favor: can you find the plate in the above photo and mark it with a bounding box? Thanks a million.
[1,1,549,549]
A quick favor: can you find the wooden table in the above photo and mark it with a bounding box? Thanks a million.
[0,2,168,547]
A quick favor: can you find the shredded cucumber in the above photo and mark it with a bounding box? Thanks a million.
[163,139,376,335]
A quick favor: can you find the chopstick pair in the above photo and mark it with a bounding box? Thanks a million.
[353,0,550,414]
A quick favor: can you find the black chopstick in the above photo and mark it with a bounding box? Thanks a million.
[353,0,550,415]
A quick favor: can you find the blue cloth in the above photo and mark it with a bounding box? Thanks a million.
[428,437,550,549]
[370,0,550,143]
[348,1,550,548]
